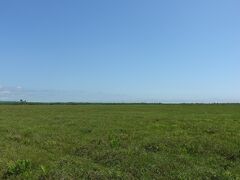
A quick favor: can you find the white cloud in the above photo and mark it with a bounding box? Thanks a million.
[0,90,11,94]
[0,86,19,100]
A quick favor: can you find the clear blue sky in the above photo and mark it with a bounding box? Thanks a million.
[0,0,239,102]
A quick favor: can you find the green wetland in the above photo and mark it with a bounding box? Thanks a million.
[0,104,240,179]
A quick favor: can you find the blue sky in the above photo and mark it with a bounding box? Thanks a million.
[0,0,239,102]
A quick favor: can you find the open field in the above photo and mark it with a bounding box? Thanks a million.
[0,104,240,179]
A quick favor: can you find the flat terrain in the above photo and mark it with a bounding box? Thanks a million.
[0,104,240,179]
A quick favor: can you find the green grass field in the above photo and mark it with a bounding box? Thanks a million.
[0,104,240,179]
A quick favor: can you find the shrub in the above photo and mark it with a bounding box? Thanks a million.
[109,134,121,148]
[3,160,32,177]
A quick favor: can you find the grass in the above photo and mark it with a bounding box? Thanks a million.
[0,104,240,179]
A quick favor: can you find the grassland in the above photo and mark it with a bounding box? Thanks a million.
[0,104,240,179]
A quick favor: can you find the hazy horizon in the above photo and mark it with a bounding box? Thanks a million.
[0,85,239,103]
